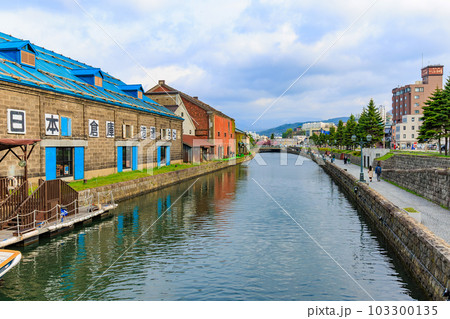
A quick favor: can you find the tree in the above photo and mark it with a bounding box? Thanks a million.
[282,128,293,138]
[440,77,450,155]
[343,114,358,149]
[328,126,336,146]
[357,99,384,147]
[335,120,345,149]
[418,86,449,155]
[270,133,275,139]
[310,133,319,146]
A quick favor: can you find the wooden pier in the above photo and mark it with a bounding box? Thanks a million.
[0,203,117,248]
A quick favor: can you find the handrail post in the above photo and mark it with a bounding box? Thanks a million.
[16,214,20,235]
[33,210,36,229]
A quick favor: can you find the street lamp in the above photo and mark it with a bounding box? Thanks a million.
[351,134,372,182]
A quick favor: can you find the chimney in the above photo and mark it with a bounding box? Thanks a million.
[193,96,198,99]
[158,80,165,85]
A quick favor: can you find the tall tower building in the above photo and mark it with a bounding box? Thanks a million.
[391,65,443,124]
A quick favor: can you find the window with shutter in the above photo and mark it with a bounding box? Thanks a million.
[21,50,35,67]
[94,76,103,87]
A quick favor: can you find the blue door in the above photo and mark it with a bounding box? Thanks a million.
[45,147,56,180]
[166,146,171,166]
[132,146,138,171]
[117,146,123,172]
[74,147,84,180]
[157,146,161,168]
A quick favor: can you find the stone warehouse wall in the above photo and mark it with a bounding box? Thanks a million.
[382,168,450,208]
[0,81,183,181]
[79,156,251,203]
[303,151,450,301]
[380,154,450,170]
[377,154,450,208]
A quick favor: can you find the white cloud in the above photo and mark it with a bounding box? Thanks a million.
[2,0,450,130]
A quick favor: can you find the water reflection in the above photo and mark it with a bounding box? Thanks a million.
[0,156,426,301]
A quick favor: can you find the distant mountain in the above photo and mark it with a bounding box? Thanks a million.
[257,117,349,136]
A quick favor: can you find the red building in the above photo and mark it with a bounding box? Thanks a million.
[146,80,236,159]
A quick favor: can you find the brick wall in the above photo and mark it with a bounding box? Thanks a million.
[376,154,450,208]
[0,81,182,181]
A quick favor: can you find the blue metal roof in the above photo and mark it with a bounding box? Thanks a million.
[0,32,182,120]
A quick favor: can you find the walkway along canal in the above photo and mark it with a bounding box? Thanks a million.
[0,153,428,300]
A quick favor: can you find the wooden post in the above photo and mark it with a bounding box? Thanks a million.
[24,144,28,181]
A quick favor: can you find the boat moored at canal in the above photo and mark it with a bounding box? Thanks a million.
[0,249,21,279]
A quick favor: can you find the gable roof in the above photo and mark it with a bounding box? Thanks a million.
[0,40,38,54]
[146,81,234,121]
[0,32,182,120]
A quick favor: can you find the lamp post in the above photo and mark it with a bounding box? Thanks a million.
[351,134,372,182]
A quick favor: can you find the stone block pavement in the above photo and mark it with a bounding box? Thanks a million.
[333,159,450,244]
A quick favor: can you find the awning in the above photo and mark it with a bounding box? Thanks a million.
[0,139,41,151]
[182,135,214,148]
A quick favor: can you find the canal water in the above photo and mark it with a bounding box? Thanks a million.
[0,153,427,301]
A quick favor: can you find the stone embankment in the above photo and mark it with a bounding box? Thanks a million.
[300,150,449,301]
[79,155,253,203]
[376,154,450,208]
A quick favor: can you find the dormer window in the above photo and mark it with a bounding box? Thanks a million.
[0,40,38,68]
[118,84,144,99]
[71,68,104,88]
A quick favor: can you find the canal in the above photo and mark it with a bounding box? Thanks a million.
[0,153,427,301]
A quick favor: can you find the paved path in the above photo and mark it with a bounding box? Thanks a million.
[333,159,450,244]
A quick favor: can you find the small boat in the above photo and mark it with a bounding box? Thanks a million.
[0,249,22,279]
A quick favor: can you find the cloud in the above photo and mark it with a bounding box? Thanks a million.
[2,0,450,131]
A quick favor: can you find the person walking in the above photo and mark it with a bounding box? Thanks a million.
[375,162,382,182]
[368,165,374,182]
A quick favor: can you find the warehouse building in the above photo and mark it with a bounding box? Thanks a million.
[0,32,183,183]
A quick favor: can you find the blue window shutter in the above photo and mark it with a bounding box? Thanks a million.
[61,117,72,136]
[61,117,68,136]
[157,146,161,167]
[132,146,138,171]
[117,147,123,172]
[45,147,56,180]
[74,147,84,180]
[166,146,170,166]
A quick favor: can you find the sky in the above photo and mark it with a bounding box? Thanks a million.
[2,0,450,131]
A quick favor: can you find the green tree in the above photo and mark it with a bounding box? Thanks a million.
[335,120,345,148]
[282,128,293,138]
[418,85,449,155]
[310,133,319,146]
[357,99,384,147]
[270,133,275,139]
[344,114,358,149]
[328,126,336,146]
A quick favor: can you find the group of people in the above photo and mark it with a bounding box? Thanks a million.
[368,162,382,182]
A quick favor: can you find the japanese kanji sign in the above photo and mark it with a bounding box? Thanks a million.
[45,114,59,136]
[140,126,147,139]
[106,121,115,138]
[172,129,177,140]
[150,126,156,140]
[89,119,99,137]
[7,109,26,134]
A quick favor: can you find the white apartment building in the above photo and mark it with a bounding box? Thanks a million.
[301,122,336,137]
[394,115,423,149]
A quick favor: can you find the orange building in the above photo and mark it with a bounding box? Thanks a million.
[146,81,236,159]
